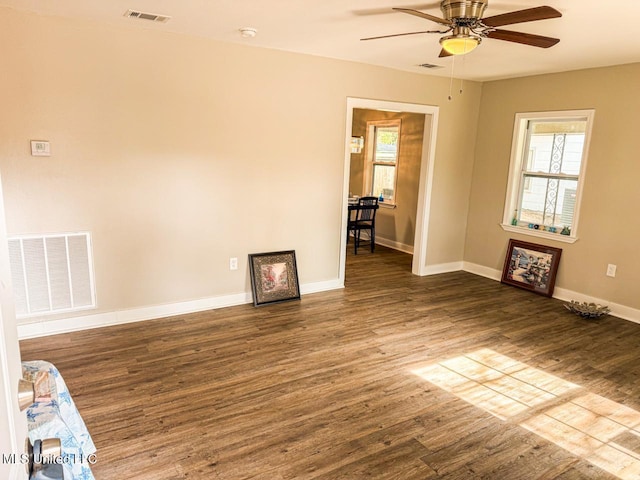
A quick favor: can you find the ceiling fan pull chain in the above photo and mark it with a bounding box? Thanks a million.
[448,55,455,101]
[459,55,465,95]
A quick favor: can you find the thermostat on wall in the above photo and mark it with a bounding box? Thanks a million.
[30,140,51,157]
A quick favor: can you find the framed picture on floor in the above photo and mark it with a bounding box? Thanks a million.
[248,250,301,306]
[501,239,562,297]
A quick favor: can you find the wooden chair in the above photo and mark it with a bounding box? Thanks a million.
[351,196,379,254]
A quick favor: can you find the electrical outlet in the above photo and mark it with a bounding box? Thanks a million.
[606,264,617,277]
[229,257,238,271]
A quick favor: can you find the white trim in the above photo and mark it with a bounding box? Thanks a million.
[422,262,464,275]
[462,261,502,281]
[552,287,640,325]
[16,261,640,337]
[502,109,595,239]
[500,224,578,244]
[7,464,24,480]
[18,294,251,339]
[0,315,20,471]
[339,102,355,284]
[9,464,25,480]
[346,232,413,254]
[374,236,414,254]
[462,262,640,324]
[0,174,27,479]
[300,279,344,294]
[17,279,344,340]
[412,110,439,276]
[340,97,439,284]
[16,304,97,320]
[502,116,527,226]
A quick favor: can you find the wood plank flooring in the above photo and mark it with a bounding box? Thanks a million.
[20,246,640,479]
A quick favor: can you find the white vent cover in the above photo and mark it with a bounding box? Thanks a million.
[8,233,96,318]
[417,63,443,69]
[124,9,171,23]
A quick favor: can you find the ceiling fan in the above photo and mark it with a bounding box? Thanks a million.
[361,0,562,57]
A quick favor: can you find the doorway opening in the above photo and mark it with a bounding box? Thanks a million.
[339,98,439,285]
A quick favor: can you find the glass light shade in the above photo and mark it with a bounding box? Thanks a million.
[440,35,481,55]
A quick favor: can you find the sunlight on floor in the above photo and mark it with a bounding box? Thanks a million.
[412,348,640,480]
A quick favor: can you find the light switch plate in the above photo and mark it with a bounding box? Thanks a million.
[30,140,51,156]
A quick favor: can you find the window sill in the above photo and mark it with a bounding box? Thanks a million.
[500,224,578,244]
[378,202,396,209]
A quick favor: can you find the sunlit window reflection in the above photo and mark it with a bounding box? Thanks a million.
[412,348,640,480]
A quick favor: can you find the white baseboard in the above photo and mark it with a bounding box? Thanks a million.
[462,261,640,324]
[374,236,414,254]
[347,233,413,254]
[422,261,464,276]
[18,260,640,339]
[552,287,640,325]
[463,261,502,281]
[301,279,343,295]
[18,279,344,340]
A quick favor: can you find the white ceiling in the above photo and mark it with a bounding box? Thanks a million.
[3,0,640,81]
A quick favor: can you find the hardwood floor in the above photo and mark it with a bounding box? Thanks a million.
[20,246,640,479]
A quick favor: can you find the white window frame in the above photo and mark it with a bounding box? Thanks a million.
[363,119,401,205]
[501,109,595,244]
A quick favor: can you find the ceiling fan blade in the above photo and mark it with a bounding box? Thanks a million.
[361,30,444,41]
[482,6,562,27]
[438,48,453,58]
[393,7,452,26]
[486,29,560,48]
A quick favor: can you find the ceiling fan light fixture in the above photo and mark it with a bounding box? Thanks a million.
[440,33,481,55]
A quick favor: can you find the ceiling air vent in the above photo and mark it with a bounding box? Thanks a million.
[124,9,171,23]
[417,63,443,69]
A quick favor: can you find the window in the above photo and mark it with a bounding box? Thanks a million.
[364,120,401,204]
[502,110,595,242]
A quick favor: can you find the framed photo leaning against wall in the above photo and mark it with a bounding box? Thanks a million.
[501,239,562,297]
[248,250,301,306]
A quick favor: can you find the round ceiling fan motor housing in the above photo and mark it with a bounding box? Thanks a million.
[440,0,488,22]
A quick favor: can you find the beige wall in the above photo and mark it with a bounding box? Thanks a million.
[350,109,425,249]
[0,7,482,324]
[465,63,640,309]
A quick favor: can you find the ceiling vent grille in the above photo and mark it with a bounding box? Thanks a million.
[124,9,171,23]
[417,63,443,69]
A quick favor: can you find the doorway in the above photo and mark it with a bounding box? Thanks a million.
[339,98,439,284]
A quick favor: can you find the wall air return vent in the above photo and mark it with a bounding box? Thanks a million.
[124,9,171,23]
[8,233,96,318]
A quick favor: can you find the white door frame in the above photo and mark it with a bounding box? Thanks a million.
[0,172,29,480]
[339,97,439,283]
